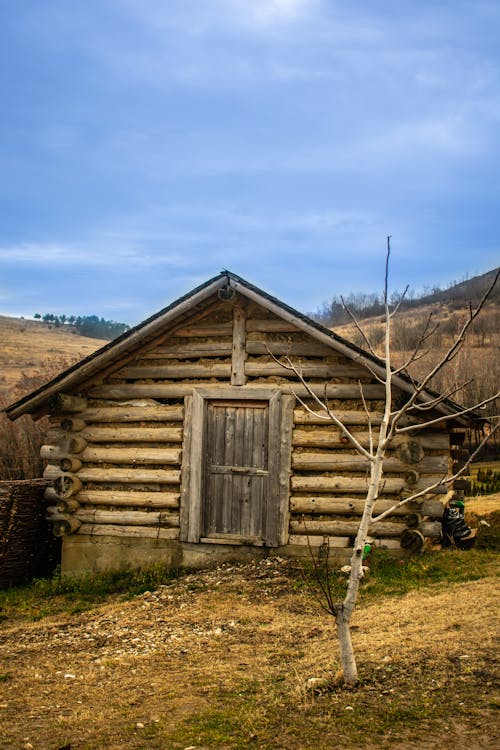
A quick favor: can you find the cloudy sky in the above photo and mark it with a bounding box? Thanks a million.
[1,0,499,323]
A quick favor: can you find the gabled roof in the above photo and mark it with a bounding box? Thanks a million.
[4,271,475,424]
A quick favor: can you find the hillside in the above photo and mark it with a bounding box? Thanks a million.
[0,315,105,403]
[330,273,499,417]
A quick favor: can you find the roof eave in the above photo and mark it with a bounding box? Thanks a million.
[5,274,229,420]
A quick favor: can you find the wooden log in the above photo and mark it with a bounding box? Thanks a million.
[199,535,265,546]
[81,404,184,423]
[290,518,406,539]
[287,534,350,547]
[417,520,442,538]
[56,498,80,513]
[41,445,66,461]
[77,523,179,540]
[173,322,233,337]
[45,509,81,536]
[76,490,180,509]
[76,467,181,484]
[45,428,87,458]
[59,456,83,473]
[370,538,402,550]
[292,429,450,450]
[245,361,366,378]
[291,453,448,474]
[290,496,439,517]
[231,304,247,386]
[294,409,385,425]
[74,508,179,527]
[60,417,87,432]
[44,486,60,504]
[117,363,232,379]
[400,528,425,552]
[89,383,386,400]
[419,498,444,517]
[80,425,183,443]
[43,467,83,498]
[246,319,298,332]
[53,518,82,537]
[49,393,87,413]
[291,475,405,494]
[151,341,233,358]
[79,446,182,466]
[246,340,333,357]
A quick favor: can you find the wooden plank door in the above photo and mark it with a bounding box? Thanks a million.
[202,400,270,544]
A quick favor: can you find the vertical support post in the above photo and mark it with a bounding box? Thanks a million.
[231,303,247,386]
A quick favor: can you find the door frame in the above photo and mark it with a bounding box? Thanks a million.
[180,386,293,546]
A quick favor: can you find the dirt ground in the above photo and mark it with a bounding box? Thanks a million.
[0,559,498,750]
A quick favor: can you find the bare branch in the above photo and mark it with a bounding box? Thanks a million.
[392,348,430,375]
[340,295,379,358]
[300,524,339,616]
[359,382,374,456]
[384,236,391,305]
[396,391,499,433]
[389,284,409,318]
[293,392,332,421]
[406,380,473,412]
[391,267,499,427]
[392,311,441,374]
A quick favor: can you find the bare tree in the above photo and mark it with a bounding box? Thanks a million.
[271,239,499,688]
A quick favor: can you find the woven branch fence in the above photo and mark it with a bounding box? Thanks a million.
[0,479,60,588]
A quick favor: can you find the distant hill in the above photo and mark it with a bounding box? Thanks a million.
[415,267,500,307]
[0,315,105,403]
[314,267,500,327]
[329,267,499,422]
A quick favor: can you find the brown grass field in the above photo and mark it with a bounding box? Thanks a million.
[0,315,103,400]
[0,552,498,750]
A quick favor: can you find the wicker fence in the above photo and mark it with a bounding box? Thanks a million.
[0,479,60,588]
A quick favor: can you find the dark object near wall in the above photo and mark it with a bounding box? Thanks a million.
[0,479,61,588]
[442,503,476,550]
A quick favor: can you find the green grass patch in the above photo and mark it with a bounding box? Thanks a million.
[300,546,498,607]
[361,547,495,597]
[0,563,183,623]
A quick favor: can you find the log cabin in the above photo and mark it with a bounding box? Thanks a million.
[5,272,475,574]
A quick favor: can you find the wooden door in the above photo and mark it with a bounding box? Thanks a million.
[202,400,270,544]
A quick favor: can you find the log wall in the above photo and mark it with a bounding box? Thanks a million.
[40,294,458,556]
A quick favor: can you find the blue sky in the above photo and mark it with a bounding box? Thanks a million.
[1,0,499,323]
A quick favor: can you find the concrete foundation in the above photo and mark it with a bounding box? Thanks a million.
[61,534,354,575]
[63,535,278,574]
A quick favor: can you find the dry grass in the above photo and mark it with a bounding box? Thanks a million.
[467,493,500,516]
[0,315,103,400]
[0,557,498,750]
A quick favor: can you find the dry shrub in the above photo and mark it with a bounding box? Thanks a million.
[0,358,77,481]
[0,410,48,481]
